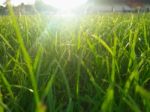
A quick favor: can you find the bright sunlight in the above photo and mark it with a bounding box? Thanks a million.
[43,0,87,10]
[1,0,35,5]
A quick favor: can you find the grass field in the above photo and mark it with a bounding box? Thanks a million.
[0,12,150,112]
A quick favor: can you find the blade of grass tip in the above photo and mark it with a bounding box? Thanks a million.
[6,1,40,109]
[10,85,34,93]
[0,71,14,99]
[92,35,113,56]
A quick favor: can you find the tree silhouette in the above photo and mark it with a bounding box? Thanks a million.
[35,0,45,11]
[90,0,150,4]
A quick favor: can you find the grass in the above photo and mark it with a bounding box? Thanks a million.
[0,11,150,112]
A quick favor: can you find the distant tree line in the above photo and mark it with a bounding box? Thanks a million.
[0,0,150,15]
[91,0,150,4]
[0,1,57,15]
[88,0,150,12]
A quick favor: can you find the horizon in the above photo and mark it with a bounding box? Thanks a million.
[0,0,35,6]
[0,0,150,6]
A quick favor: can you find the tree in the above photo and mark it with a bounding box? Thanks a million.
[3,0,11,7]
[34,0,45,11]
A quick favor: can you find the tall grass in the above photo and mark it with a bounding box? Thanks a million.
[0,12,150,112]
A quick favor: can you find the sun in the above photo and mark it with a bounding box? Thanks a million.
[43,0,87,10]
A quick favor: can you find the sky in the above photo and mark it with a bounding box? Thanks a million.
[0,0,88,7]
[0,0,35,6]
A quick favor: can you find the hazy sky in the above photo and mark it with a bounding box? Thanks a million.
[0,0,88,6]
[0,0,149,6]
[0,0,35,6]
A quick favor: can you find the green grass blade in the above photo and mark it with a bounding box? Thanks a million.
[7,2,40,106]
[136,85,150,100]
[0,34,14,51]
[101,87,114,112]
[81,60,105,94]
[0,91,4,112]
[0,71,14,99]
[92,35,113,56]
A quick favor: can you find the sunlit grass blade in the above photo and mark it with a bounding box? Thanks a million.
[124,70,139,93]
[111,34,117,83]
[86,37,99,58]
[101,36,117,112]
[92,35,113,56]
[7,1,40,107]
[10,85,34,93]
[128,29,139,70]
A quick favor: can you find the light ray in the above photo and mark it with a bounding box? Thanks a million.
[43,0,87,10]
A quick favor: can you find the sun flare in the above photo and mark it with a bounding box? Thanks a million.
[43,0,87,10]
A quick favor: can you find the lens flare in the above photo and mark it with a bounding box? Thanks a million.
[43,0,87,10]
